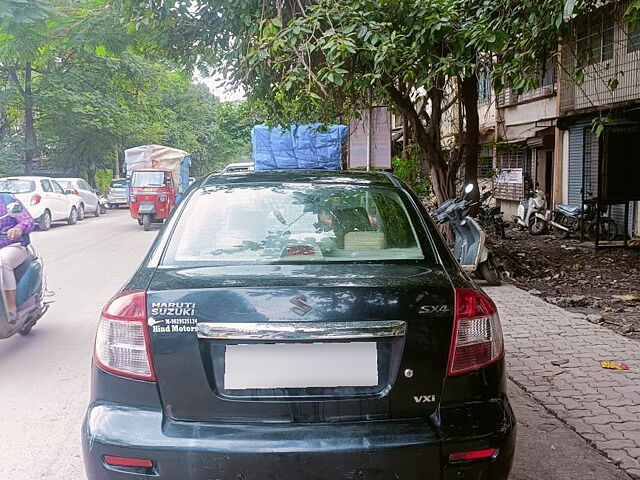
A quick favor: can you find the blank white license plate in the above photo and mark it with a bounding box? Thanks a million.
[224,342,378,389]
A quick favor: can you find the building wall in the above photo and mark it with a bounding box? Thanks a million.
[500,96,557,141]
[561,1,640,114]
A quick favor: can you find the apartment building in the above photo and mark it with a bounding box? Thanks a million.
[481,1,640,237]
[558,0,640,236]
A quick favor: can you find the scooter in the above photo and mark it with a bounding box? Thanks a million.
[512,189,548,235]
[98,195,109,214]
[0,202,48,339]
[432,184,501,286]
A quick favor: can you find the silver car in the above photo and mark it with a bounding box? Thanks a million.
[106,179,128,208]
[57,178,101,219]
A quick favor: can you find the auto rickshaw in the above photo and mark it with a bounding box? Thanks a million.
[124,145,191,231]
[129,169,176,231]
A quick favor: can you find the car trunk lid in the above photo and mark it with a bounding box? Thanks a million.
[147,263,455,423]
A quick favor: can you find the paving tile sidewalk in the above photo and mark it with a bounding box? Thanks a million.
[485,285,640,479]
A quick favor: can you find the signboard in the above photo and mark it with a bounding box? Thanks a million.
[496,168,523,184]
[495,168,524,201]
[348,106,392,169]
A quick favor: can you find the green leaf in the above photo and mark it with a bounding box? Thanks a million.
[564,0,576,18]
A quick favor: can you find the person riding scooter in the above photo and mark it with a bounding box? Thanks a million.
[0,193,35,323]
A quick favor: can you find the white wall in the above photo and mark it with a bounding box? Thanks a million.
[502,96,557,140]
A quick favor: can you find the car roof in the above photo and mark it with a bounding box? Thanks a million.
[2,176,54,181]
[56,178,79,182]
[203,170,399,187]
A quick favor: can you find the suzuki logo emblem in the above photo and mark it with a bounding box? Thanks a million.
[290,294,312,316]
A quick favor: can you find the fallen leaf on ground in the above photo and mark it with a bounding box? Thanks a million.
[612,294,638,302]
[599,361,630,371]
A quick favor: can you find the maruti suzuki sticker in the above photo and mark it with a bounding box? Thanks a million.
[149,302,196,316]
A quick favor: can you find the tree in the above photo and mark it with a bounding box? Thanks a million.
[0,0,59,174]
[1,0,238,180]
[116,0,599,202]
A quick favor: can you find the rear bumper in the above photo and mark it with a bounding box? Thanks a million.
[107,194,127,205]
[82,400,515,480]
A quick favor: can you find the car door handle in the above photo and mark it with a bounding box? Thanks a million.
[196,320,407,341]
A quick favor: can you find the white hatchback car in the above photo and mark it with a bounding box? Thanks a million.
[57,178,102,219]
[0,176,83,230]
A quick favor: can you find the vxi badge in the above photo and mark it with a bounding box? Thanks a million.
[413,395,436,403]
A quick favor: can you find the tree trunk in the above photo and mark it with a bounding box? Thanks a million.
[385,81,456,204]
[461,72,480,207]
[23,62,36,175]
[87,161,97,188]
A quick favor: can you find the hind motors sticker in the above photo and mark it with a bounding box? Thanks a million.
[148,302,197,333]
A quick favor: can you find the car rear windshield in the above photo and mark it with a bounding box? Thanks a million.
[110,180,126,188]
[162,183,432,265]
[0,179,35,194]
[131,171,165,188]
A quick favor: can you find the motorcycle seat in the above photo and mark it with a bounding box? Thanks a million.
[557,204,582,215]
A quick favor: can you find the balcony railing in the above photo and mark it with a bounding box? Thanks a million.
[497,84,557,108]
[560,3,640,113]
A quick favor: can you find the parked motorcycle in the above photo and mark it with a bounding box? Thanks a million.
[432,184,501,285]
[512,189,548,235]
[0,202,49,339]
[478,189,506,239]
[550,197,618,241]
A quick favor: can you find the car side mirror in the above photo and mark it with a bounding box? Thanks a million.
[6,202,22,216]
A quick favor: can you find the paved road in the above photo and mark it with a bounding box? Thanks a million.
[0,209,158,480]
[0,211,627,479]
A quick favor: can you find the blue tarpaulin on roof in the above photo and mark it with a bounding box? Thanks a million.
[251,124,348,171]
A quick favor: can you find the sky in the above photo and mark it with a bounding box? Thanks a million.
[197,74,245,102]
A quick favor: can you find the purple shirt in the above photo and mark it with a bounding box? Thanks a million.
[0,195,35,248]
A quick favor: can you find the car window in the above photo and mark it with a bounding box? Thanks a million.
[110,180,126,188]
[0,179,35,193]
[80,180,93,191]
[162,184,429,265]
[40,180,53,192]
[51,181,65,194]
[131,171,166,188]
[57,180,71,190]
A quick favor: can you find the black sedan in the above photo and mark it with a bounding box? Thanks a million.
[82,170,515,480]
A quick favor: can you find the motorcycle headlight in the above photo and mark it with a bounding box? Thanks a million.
[158,195,167,203]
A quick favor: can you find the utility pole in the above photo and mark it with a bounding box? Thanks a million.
[114,144,120,178]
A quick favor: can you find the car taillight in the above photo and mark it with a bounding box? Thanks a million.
[108,188,113,195]
[94,290,155,381]
[31,194,41,206]
[447,288,504,376]
[449,448,497,462]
